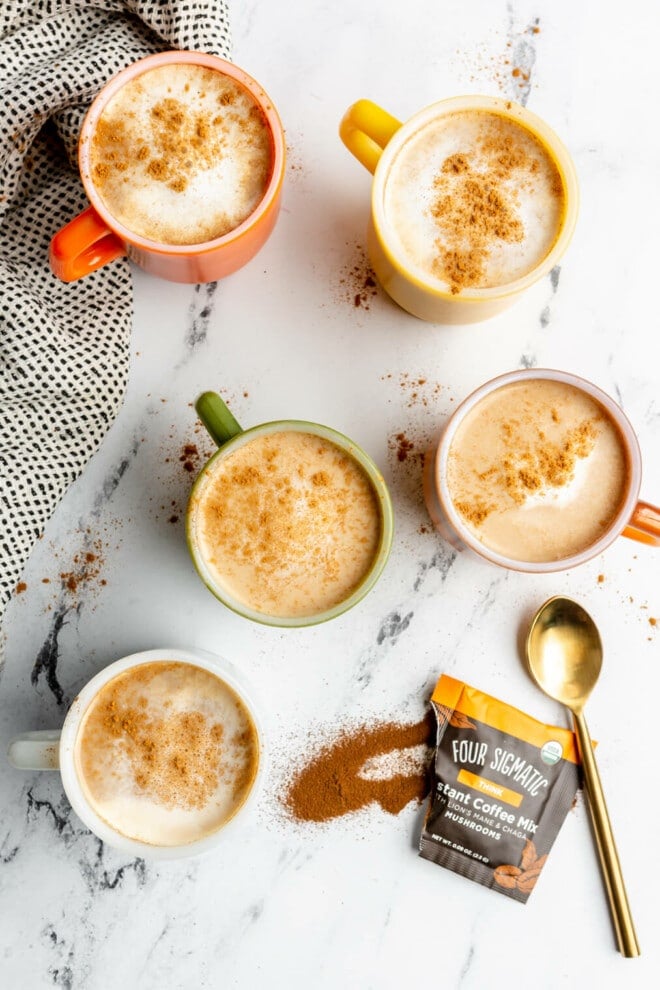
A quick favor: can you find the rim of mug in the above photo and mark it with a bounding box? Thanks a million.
[58,647,265,860]
[77,50,285,257]
[370,95,579,302]
[186,420,394,627]
[433,368,643,573]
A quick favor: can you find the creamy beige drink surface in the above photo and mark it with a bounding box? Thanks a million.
[90,64,273,245]
[75,661,258,846]
[191,431,382,618]
[446,380,629,562]
[382,110,565,294]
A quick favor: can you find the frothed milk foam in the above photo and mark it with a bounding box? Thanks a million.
[75,661,259,846]
[383,110,565,294]
[190,431,382,618]
[446,380,629,563]
[90,64,273,245]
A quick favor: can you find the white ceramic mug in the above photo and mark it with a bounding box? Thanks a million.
[7,647,264,860]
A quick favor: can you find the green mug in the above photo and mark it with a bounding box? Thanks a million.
[186,392,394,627]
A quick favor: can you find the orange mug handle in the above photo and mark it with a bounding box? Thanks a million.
[622,501,660,546]
[49,206,125,282]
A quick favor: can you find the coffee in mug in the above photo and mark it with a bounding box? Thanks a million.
[340,96,578,324]
[50,51,285,284]
[382,110,564,295]
[90,63,273,246]
[7,649,263,858]
[187,392,394,626]
[75,660,258,847]
[424,369,660,570]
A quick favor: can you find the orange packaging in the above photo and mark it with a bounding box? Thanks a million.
[419,674,580,903]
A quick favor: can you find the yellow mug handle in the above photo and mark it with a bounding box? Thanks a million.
[339,99,402,174]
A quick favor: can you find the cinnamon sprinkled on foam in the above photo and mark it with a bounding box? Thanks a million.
[76,661,258,845]
[454,416,599,526]
[90,64,273,245]
[192,431,382,618]
[429,121,562,293]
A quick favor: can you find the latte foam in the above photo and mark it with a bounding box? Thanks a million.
[446,380,629,562]
[89,63,273,245]
[382,110,565,293]
[190,431,382,618]
[76,661,259,846]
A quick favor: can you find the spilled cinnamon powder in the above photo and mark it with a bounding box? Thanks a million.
[283,714,434,823]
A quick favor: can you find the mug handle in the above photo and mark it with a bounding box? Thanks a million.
[7,730,61,770]
[196,391,244,448]
[622,500,660,546]
[49,206,125,283]
[339,99,402,174]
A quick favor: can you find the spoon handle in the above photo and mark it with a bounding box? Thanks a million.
[573,711,640,958]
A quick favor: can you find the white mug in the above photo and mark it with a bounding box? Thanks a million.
[7,647,264,860]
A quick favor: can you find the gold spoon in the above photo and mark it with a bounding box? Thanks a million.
[526,595,640,958]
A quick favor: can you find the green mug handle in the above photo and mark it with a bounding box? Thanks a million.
[196,391,243,447]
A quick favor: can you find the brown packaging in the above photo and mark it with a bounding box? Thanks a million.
[419,674,580,903]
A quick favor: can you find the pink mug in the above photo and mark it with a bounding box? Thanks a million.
[49,51,285,284]
[424,368,660,572]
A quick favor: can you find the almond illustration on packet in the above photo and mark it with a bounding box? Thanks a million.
[495,840,549,894]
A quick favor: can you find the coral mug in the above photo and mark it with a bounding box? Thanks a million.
[340,95,579,324]
[186,392,394,627]
[49,51,285,284]
[424,368,660,571]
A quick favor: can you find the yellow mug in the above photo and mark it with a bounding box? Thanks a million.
[340,95,579,325]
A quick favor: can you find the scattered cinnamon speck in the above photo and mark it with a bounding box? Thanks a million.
[179,442,200,474]
[157,424,215,526]
[381,372,443,409]
[453,20,540,92]
[650,617,657,627]
[597,574,605,584]
[286,141,305,181]
[15,582,27,594]
[338,244,379,310]
[391,433,415,463]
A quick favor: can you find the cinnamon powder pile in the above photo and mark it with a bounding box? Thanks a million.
[283,714,434,823]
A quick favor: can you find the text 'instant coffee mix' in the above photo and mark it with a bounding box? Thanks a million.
[419,675,580,902]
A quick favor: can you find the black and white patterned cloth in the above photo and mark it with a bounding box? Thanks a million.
[0,1,231,621]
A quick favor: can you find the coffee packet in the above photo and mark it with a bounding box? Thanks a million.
[419,674,580,903]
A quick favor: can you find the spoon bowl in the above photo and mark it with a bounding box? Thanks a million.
[526,596,602,711]
[526,596,639,958]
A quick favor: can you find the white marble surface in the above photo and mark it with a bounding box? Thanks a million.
[2,1,660,986]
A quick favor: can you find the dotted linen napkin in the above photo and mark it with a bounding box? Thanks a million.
[0,1,231,621]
